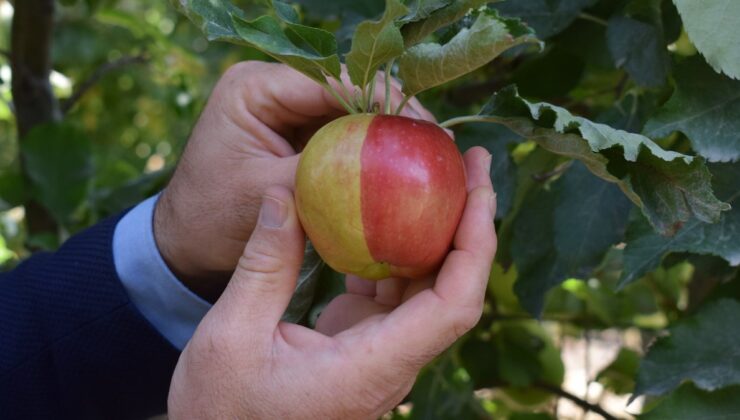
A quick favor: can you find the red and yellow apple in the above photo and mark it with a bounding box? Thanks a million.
[295,114,467,280]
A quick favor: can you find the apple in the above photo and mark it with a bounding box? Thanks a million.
[295,114,467,280]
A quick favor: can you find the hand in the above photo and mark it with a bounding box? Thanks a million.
[153,61,434,301]
[166,147,496,419]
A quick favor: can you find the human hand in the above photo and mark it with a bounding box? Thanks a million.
[153,62,434,301]
[166,146,496,419]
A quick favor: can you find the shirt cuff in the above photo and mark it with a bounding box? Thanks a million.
[113,194,212,350]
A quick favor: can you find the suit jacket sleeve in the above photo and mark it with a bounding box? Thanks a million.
[0,213,181,420]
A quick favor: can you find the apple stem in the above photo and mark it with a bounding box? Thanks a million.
[439,115,499,128]
[324,82,357,114]
[384,59,394,114]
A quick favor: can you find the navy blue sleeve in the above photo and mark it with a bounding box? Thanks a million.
[0,214,181,420]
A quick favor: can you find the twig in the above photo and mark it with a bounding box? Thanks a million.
[535,382,617,420]
[532,160,573,182]
[61,54,148,114]
[614,73,629,99]
[578,13,608,27]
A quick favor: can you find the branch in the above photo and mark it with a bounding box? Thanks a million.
[11,0,59,236]
[11,0,61,138]
[535,382,617,420]
[61,54,149,114]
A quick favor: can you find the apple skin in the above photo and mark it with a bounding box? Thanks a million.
[295,113,466,280]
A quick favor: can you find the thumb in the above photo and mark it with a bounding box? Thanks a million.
[216,186,306,330]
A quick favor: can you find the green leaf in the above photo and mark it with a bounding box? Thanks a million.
[644,57,740,163]
[641,383,740,420]
[596,348,640,395]
[401,0,489,47]
[402,0,453,23]
[20,123,93,226]
[510,46,586,99]
[272,0,342,79]
[294,0,383,19]
[307,265,346,328]
[496,321,564,405]
[231,14,341,83]
[512,161,632,315]
[397,10,538,97]
[672,0,740,80]
[460,335,499,389]
[282,241,324,323]
[473,85,729,236]
[633,299,740,399]
[410,352,485,419]
[492,0,598,39]
[93,168,173,216]
[620,162,740,287]
[345,0,408,90]
[170,0,246,42]
[606,0,670,87]
[454,123,522,220]
[597,91,659,134]
[0,170,27,211]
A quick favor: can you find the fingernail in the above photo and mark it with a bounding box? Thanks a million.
[483,154,492,173]
[490,193,497,218]
[259,196,287,228]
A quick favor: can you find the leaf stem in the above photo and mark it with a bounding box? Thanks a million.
[439,115,498,128]
[384,59,394,114]
[394,95,412,115]
[324,82,356,114]
[338,82,356,110]
[367,74,377,112]
[578,12,608,27]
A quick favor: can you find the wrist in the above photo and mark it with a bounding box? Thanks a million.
[153,190,230,302]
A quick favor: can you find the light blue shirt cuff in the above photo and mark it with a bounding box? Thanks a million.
[113,194,212,350]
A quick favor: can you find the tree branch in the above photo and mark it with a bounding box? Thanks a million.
[61,54,149,114]
[11,0,61,138]
[535,382,617,420]
[11,0,59,236]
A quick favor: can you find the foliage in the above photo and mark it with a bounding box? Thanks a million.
[3,0,740,417]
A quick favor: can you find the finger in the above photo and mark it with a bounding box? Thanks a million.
[355,151,496,368]
[375,277,408,307]
[346,275,377,297]
[433,146,496,308]
[315,294,391,336]
[462,146,493,191]
[402,277,434,302]
[223,62,345,139]
[215,186,306,330]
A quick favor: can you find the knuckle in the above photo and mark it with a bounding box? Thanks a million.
[451,306,483,338]
[223,60,260,79]
[238,246,285,277]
